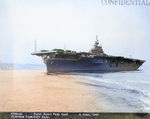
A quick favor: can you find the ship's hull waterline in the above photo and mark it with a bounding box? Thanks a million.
[46,57,145,74]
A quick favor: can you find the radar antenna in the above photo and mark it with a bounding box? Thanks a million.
[90,35,105,55]
[95,35,99,46]
[96,35,98,40]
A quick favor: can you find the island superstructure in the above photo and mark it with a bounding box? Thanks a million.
[31,37,145,73]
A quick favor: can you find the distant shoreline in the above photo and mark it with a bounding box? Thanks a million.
[0,63,46,70]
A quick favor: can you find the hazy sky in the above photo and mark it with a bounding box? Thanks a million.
[0,0,150,65]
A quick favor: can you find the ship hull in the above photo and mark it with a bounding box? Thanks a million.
[46,57,145,74]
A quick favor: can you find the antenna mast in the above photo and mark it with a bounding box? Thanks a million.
[64,44,66,51]
[95,35,99,46]
[96,35,98,41]
[35,39,37,52]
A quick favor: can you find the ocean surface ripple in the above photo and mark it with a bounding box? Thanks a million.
[71,66,150,112]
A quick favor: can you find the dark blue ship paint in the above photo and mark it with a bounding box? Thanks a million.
[46,57,144,73]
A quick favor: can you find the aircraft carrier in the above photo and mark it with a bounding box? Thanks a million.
[31,36,145,74]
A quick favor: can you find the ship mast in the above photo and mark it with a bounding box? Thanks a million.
[95,35,99,46]
[90,36,105,55]
[35,39,37,52]
[64,44,66,51]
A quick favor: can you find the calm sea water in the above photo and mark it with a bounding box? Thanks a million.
[1,63,149,112]
[71,65,150,112]
[0,63,46,70]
